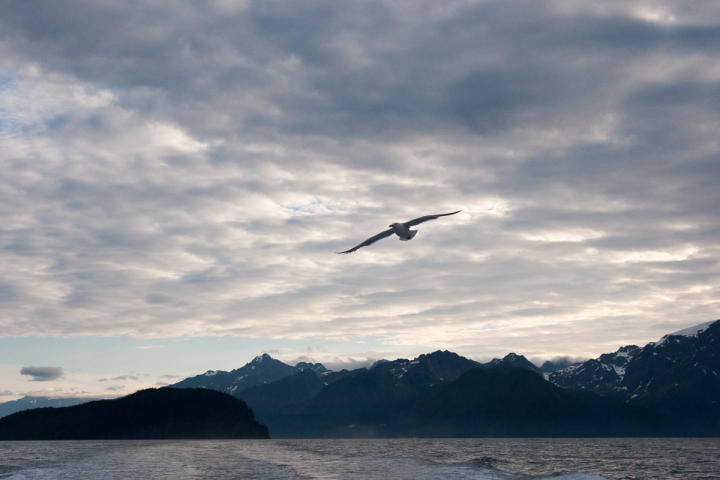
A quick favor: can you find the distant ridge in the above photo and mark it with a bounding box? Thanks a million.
[0,396,100,419]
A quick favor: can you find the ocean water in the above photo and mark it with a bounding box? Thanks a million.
[1,438,718,480]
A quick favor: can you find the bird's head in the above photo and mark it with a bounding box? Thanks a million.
[389,222,399,228]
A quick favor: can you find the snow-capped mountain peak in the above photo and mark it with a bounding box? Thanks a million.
[549,319,720,414]
[370,350,480,387]
[295,361,329,375]
[251,353,273,363]
[656,320,716,346]
[171,353,317,395]
[485,352,541,374]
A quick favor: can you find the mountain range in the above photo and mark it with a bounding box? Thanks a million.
[2,319,718,437]
[173,320,717,436]
[235,350,664,437]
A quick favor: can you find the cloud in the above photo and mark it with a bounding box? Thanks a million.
[288,353,386,372]
[20,366,64,382]
[0,0,718,362]
[97,375,139,382]
[532,356,587,371]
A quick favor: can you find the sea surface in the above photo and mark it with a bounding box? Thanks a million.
[1,438,718,479]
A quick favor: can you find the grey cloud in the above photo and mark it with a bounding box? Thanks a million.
[6,1,718,140]
[0,282,18,302]
[318,357,378,372]
[0,0,718,359]
[97,375,139,382]
[627,81,720,109]
[20,366,63,382]
[532,356,587,370]
[144,293,174,305]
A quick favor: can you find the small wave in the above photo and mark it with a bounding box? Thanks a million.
[4,467,61,480]
[447,460,609,480]
[0,465,23,479]
[537,474,609,480]
[464,456,509,468]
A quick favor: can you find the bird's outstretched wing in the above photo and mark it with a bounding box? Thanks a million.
[403,210,461,227]
[337,228,394,254]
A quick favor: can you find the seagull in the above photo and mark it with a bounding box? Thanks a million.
[337,210,462,254]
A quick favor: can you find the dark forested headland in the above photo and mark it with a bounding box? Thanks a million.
[0,388,269,440]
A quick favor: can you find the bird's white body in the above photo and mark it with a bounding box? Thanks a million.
[390,222,417,240]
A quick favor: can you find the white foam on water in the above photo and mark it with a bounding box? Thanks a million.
[544,475,609,480]
[234,441,612,480]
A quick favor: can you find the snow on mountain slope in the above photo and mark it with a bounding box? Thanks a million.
[655,320,716,346]
[548,345,640,396]
[549,319,720,415]
[171,353,309,395]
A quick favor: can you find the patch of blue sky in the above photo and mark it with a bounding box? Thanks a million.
[282,197,338,216]
[0,70,14,89]
[0,109,20,137]
[0,334,399,378]
[0,70,20,136]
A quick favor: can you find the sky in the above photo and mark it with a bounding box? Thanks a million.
[1,0,719,400]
